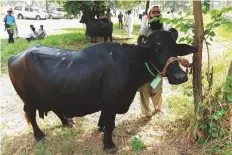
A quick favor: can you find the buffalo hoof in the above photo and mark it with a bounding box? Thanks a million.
[104,146,118,154]
[36,137,45,144]
[67,119,74,128]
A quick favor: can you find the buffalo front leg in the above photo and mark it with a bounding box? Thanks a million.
[104,36,108,42]
[103,112,117,154]
[98,111,116,132]
[24,106,45,143]
[91,36,94,43]
[98,111,105,132]
[94,36,97,43]
[53,111,74,128]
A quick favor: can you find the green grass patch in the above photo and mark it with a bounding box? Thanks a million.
[1,32,89,73]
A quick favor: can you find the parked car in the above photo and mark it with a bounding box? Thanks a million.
[46,10,62,19]
[50,7,66,18]
[14,6,48,20]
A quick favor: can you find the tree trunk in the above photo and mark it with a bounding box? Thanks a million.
[192,1,204,111]
[46,1,49,11]
[227,61,232,139]
[145,0,150,14]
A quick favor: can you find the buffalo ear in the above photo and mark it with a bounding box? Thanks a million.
[169,28,178,41]
[176,44,198,56]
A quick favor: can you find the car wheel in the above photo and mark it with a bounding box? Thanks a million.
[18,14,24,19]
[36,15,41,20]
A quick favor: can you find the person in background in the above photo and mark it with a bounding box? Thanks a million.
[138,6,191,120]
[124,11,128,26]
[38,25,47,39]
[26,26,37,42]
[106,8,113,22]
[125,10,133,40]
[118,11,123,29]
[14,24,19,38]
[140,12,147,30]
[3,8,16,43]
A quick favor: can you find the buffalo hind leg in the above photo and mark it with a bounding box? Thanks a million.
[109,35,112,42]
[103,112,117,154]
[53,111,74,128]
[24,106,45,143]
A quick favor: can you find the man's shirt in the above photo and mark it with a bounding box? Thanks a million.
[4,15,15,25]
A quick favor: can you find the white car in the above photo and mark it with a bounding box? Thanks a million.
[14,6,48,20]
[50,7,67,18]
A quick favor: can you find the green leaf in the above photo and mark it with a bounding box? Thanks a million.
[205,23,213,29]
[209,31,216,37]
[227,75,232,80]
[214,23,220,27]
[226,94,232,102]
[212,132,218,138]
[179,37,185,42]
[209,122,216,128]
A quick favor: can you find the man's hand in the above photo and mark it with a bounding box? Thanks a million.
[179,58,192,67]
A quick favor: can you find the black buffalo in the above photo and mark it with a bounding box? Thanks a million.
[8,30,197,153]
[80,15,113,43]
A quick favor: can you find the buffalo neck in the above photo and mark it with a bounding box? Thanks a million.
[127,44,160,90]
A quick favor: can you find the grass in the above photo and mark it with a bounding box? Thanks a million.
[1,20,232,155]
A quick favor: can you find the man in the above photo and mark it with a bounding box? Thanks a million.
[26,26,37,42]
[38,25,47,39]
[106,8,113,22]
[138,6,191,119]
[140,12,147,30]
[118,11,123,29]
[3,8,16,43]
[125,10,133,40]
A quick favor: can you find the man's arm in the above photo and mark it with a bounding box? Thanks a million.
[139,26,148,37]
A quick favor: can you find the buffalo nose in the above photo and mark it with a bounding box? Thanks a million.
[174,72,187,81]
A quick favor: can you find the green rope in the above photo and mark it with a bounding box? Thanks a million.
[145,62,156,77]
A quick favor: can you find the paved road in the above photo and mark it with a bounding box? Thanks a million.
[0,18,85,39]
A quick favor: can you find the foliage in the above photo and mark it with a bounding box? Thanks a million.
[131,136,144,152]
[7,24,16,34]
[115,0,145,9]
[224,75,232,102]
[63,1,108,15]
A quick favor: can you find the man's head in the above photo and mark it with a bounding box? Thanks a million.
[148,6,163,30]
[31,27,35,32]
[7,8,13,15]
[128,10,131,15]
[30,25,34,29]
[40,25,43,30]
[148,6,161,19]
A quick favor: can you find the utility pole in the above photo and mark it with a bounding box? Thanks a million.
[145,0,150,14]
